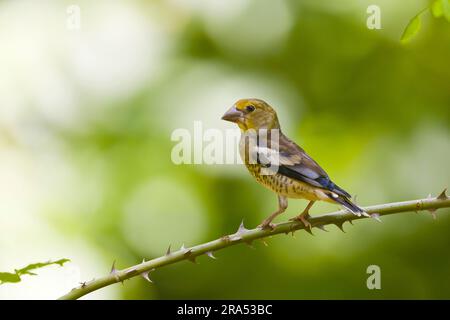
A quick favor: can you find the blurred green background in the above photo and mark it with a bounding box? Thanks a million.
[0,0,449,299]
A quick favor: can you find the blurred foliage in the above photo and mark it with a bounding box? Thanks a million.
[0,0,449,299]
[401,0,450,42]
[0,259,69,285]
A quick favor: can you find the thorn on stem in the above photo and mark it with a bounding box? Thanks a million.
[236,219,248,234]
[335,222,346,233]
[229,220,249,241]
[244,240,255,249]
[110,261,122,283]
[437,188,448,200]
[206,251,217,260]
[166,244,171,256]
[187,256,198,264]
[183,248,196,263]
[110,260,117,274]
[428,209,437,220]
[316,225,328,232]
[371,213,382,223]
[141,269,154,283]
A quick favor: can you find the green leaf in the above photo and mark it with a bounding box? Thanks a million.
[0,272,21,284]
[431,0,443,17]
[0,259,70,285]
[442,0,450,21]
[401,14,422,43]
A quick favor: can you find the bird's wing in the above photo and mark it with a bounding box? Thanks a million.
[255,134,351,198]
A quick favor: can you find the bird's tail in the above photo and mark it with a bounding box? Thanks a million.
[327,193,369,217]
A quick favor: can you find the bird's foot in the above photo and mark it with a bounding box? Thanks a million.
[289,213,311,229]
[258,220,276,230]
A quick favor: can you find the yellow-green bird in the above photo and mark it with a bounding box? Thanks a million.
[222,98,367,229]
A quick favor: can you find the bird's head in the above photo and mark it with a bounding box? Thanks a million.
[221,98,280,131]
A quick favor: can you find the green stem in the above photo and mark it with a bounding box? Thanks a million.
[58,190,450,300]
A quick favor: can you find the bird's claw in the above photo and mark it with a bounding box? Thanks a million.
[289,215,311,229]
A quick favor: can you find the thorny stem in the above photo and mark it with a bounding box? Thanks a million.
[58,190,450,300]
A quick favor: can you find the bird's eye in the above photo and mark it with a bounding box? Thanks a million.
[245,105,255,112]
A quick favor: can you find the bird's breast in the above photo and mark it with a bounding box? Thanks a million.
[238,134,328,201]
[244,163,327,201]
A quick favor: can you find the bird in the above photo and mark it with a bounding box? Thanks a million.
[221,98,367,229]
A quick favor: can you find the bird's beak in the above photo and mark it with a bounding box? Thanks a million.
[221,105,244,123]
